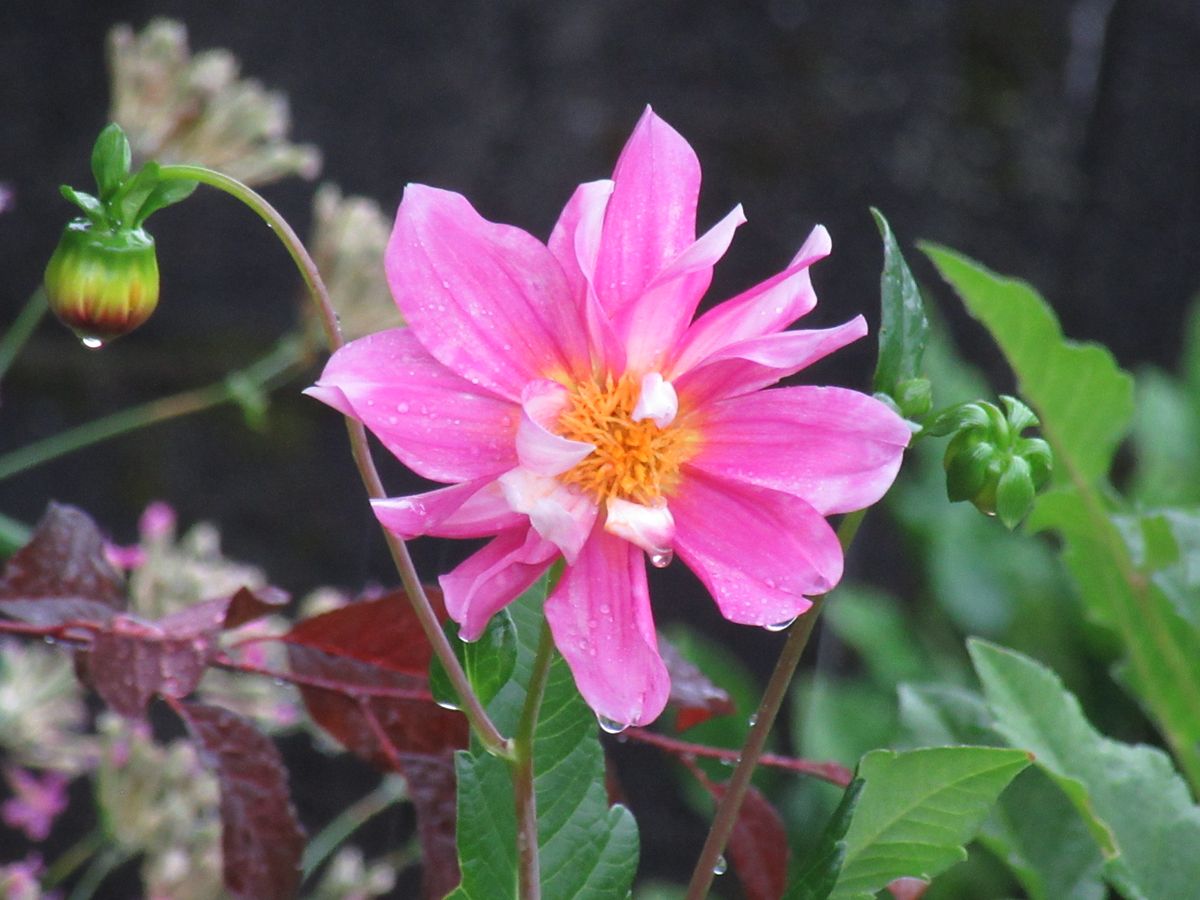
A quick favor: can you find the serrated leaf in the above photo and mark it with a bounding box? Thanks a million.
[0,503,125,626]
[452,579,639,899]
[970,639,1200,900]
[829,746,1030,899]
[90,123,131,200]
[430,609,517,710]
[922,244,1133,485]
[785,778,863,900]
[176,702,305,900]
[85,618,209,717]
[871,209,929,398]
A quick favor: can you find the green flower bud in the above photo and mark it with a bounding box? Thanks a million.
[894,376,933,419]
[940,395,1053,528]
[44,219,159,345]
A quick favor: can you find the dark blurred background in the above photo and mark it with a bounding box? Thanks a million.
[2,0,1199,893]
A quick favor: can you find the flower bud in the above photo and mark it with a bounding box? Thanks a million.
[43,219,159,345]
[940,396,1053,528]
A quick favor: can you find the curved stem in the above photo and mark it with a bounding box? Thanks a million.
[0,288,48,384]
[511,615,556,900]
[155,164,508,757]
[685,508,867,900]
[302,775,410,880]
[0,336,307,482]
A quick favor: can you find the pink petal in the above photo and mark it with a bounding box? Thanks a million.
[631,372,678,427]
[671,469,842,626]
[440,528,557,640]
[603,498,675,558]
[593,107,700,317]
[670,225,831,375]
[545,526,671,727]
[515,379,594,476]
[674,316,868,405]
[386,185,589,400]
[306,328,518,482]
[688,387,910,515]
[371,478,522,539]
[498,469,599,564]
[616,204,746,372]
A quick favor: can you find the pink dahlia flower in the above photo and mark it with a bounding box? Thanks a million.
[308,108,909,728]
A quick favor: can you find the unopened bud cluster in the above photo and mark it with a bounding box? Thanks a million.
[933,395,1052,528]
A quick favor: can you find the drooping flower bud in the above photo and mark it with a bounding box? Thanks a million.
[44,219,159,345]
[937,396,1052,528]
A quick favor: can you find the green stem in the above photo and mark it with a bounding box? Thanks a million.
[301,774,409,880]
[685,508,867,900]
[41,828,106,889]
[155,164,509,759]
[0,511,31,557]
[66,846,126,900]
[0,289,48,384]
[0,336,307,482]
[511,615,557,900]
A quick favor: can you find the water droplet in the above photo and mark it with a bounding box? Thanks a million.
[597,715,629,735]
[80,336,105,350]
[764,617,796,633]
[435,698,461,711]
[396,402,409,413]
[747,713,758,727]
[42,636,57,646]
[712,855,728,876]
[649,548,674,568]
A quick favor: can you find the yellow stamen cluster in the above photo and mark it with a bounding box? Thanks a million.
[556,373,697,504]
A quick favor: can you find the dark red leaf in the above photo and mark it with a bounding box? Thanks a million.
[176,702,305,900]
[398,755,462,899]
[84,616,211,717]
[0,503,125,626]
[285,590,442,675]
[286,643,467,761]
[686,761,790,900]
[662,640,735,732]
[223,585,290,630]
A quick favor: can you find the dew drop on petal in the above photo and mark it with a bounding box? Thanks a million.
[712,855,728,876]
[649,548,674,568]
[396,402,409,413]
[764,617,797,633]
[597,715,629,735]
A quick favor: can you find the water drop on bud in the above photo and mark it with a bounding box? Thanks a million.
[649,548,674,568]
[44,219,160,343]
[764,616,797,632]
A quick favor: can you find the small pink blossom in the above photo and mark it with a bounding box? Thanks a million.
[2,768,69,841]
[309,108,909,727]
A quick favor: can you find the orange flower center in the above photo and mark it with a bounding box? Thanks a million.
[555,373,697,504]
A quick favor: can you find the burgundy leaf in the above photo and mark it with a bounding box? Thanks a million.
[284,590,443,675]
[84,616,211,717]
[176,702,305,900]
[223,585,290,630]
[0,503,124,625]
[662,639,735,732]
[686,760,790,900]
[398,754,462,899]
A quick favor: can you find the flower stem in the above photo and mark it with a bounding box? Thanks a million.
[684,508,867,900]
[154,164,509,758]
[0,335,307,482]
[0,288,48,385]
[511,615,557,900]
[41,827,106,888]
[301,774,409,880]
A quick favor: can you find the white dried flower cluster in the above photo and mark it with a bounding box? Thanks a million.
[0,639,89,772]
[107,19,321,186]
[308,184,404,342]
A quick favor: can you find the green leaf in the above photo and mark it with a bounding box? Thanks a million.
[871,209,930,400]
[823,587,930,689]
[896,683,998,749]
[90,123,131,200]
[978,767,1106,900]
[131,177,198,227]
[970,639,1200,899]
[785,778,863,900]
[59,186,105,223]
[451,579,638,899]
[116,162,163,229]
[922,244,1133,485]
[430,610,518,710]
[829,745,1030,899]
